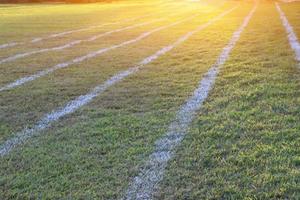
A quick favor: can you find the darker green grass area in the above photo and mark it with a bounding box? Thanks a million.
[0,110,175,199]
[157,2,300,199]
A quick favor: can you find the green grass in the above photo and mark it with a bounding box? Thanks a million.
[280,1,300,37]
[157,2,300,199]
[0,0,234,144]
[0,0,299,199]
[0,0,194,43]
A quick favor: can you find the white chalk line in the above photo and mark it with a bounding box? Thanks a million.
[276,3,300,63]
[0,5,212,65]
[0,42,20,49]
[0,0,188,51]
[0,8,217,92]
[24,11,173,43]
[0,15,148,50]
[0,16,171,65]
[123,3,257,200]
[0,6,238,157]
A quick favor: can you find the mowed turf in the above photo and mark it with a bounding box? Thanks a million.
[0,0,188,44]
[0,0,299,199]
[277,1,300,38]
[156,2,300,199]
[0,3,230,86]
[0,1,237,143]
[0,0,244,198]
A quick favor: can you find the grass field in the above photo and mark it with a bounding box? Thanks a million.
[0,0,299,199]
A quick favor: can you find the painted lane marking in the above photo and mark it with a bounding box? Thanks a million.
[0,6,238,157]
[123,3,257,200]
[0,0,190,50]
[0,17,168,65]
[0,8,218,92]
[276,2,300,62]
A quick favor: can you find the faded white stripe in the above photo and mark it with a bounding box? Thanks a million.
[0,9,218,92]
[276,3,300,62]
[0,18,167,65]
[0,42,21,49]
[1,4,225,64]
[0,9,204,64]
[0,16,145,50]
[123,4,257,200]
[0,0,188,51]
[0,6,238,157]
[31,13,164,43]
[2,4,216,65]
